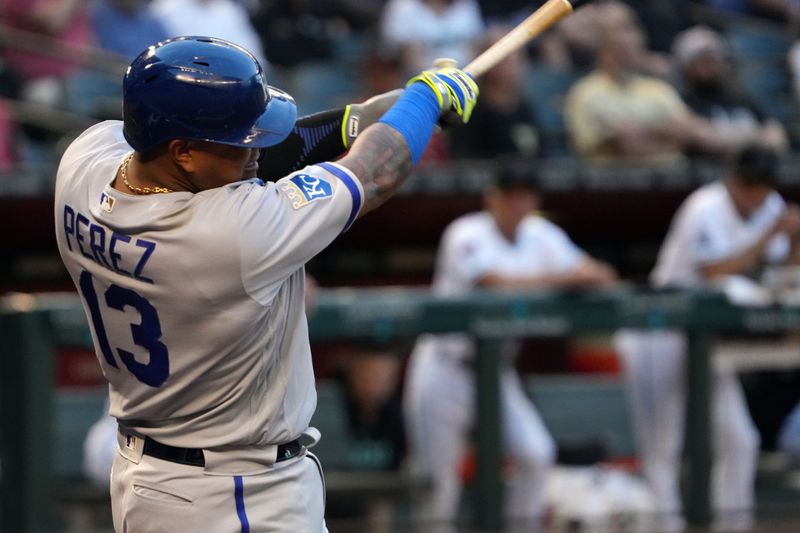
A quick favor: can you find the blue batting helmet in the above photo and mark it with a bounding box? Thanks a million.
[123,36,296,152]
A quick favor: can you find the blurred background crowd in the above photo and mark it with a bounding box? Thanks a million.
[6,0,800,284]
[4,0,800,179]
[7,0,800,532]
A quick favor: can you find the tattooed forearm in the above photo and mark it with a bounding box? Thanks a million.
[337,123,415,217]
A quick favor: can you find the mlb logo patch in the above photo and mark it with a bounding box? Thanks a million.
[282,174,333,209]
[125,434,137,450]
[100,192,115,213]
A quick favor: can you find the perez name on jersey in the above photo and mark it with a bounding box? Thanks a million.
[62,204,156,283]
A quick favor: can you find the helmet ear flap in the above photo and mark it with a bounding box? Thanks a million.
[123,36,296,152]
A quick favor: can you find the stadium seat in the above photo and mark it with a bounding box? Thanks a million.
[736,62,793,123]
[726,23,792,62]
[527,375,636,460]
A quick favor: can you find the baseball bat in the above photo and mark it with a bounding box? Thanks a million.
[463,0,591,77]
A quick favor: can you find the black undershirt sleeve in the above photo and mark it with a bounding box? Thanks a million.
[258,107,349,181]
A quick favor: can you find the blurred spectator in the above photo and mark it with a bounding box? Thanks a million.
[476,0,531,25]
[252,0,385,69]
[361,44,406,96]
[78,0,167,119]
[2,0,93,87]
[327,345,407,533]
[564,2,726,163]
[535,1,606,71]
[614,145,800,532]
[330,0,387,33]
[622,0,692,54]
[1,0,111,159]
[404,161,617,531]
[480,0,692,49]
[448,25,540,159]
[537,1,670,74]
[0,0,93,120]
[251,0,340,69]
[89,0,170,61]
[673,25,789,156]
[150,0,268,67]
[379,0,484,75]
[336,347,407,471]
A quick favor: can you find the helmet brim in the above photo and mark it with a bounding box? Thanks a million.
[217,86,298,149]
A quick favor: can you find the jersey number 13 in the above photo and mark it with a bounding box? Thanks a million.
[79,270,169,387]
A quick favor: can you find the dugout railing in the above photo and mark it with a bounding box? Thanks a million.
[3,287,800,532]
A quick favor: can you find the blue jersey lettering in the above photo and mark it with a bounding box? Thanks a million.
[63,205,157,283]
[133,239,156,284]
[63,204,75,251]
[109,232,132,277]
[90,224,112,269]
[75,213,93,260]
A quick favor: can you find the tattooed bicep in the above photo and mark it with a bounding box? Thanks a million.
[336,123,414,217]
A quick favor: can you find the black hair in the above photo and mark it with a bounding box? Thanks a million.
[493,157,540,192]
[731,144,779,187]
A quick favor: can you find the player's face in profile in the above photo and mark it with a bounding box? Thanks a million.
[487,187,539,239]
[190,142,261,188]
[501,188,538,218]
[728,180,772,219]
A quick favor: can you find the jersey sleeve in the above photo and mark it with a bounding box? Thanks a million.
[441,223,497,286]
[765,233,791,263]
[691,198,789,266]
[761,194,791,264]
[457,239,497,283]
[237,163,363,303]
[534,219,584,271]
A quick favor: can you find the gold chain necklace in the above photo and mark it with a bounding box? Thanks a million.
[120,152,174,194]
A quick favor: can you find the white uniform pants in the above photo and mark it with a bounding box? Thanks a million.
[614,329,759,530]
[404,338,556,527]
[110,433,328,533]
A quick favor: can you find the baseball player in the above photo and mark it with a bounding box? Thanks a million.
[614,144,800,532]
[404,162,617,531]
[54,36,478,533]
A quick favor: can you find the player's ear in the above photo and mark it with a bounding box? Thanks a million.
[168,139,195,173]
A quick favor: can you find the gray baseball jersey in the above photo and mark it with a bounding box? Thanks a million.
[55,120,363,449]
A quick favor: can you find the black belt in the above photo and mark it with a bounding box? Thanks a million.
[142,437,304,467]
